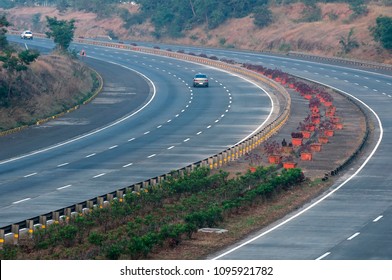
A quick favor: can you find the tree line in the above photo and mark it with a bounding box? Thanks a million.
[1,1,391,50]
[1,14,76,107]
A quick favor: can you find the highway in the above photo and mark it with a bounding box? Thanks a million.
[153,44,392,260]
[4,36,392,260]
[1,36,273,228]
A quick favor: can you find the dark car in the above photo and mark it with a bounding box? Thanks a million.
[193,73,209,87]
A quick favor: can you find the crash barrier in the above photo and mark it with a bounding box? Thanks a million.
[328,93,370,178]
[0,39,292,245]
[288,51,392,72]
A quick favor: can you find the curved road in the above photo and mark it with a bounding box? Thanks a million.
[142,43,392,260]
[5,37,392,260]
[1,37,272,228]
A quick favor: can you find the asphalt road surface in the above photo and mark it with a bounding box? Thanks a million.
[4,36,392,260]
[1,37,272,228]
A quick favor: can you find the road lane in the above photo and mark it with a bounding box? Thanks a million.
[1,37,272,227]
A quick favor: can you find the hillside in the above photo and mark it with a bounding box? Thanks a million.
[0,54,98,132]
[2,2,392,64]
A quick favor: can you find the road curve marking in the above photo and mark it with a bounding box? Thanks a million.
[0,58,157,166]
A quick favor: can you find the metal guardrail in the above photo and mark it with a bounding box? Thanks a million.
[0,38,292,244]
[288,51,392,72]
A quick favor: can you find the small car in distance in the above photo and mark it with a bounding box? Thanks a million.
[21,30,33,40]
[193,73,209,87]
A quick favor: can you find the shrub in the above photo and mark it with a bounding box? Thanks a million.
[339,28,359,55]
[88,231,106,246]
[58,224,78,247]
[253,5,273,28]
[370,16,392,50]
[105,242,123,260]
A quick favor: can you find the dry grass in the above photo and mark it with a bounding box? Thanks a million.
[0,54,95,131]
[4,3,391,63]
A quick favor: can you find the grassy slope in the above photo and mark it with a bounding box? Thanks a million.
[0,54,96,131]
[3,2,392,64]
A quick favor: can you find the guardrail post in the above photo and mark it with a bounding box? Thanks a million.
[245,140,250,154]
[64,208,71,223]
[223,152,228,165]
[52,211,60,224]
[142,181,149,189]
[97,197,104,208]
[75,204,83,213]
[125,186,133,194]
[213,156,218,169]
[251,138,256,150]
[12,224,19,245]
[116,191,124,202]
[0,229,4,249]
[86,200,94,209]
[208,158,213,169]
[39,216,47,230]
[134,184,141,192]
[107,194,114,203]
[150,178,156,186]
[233,146,238,160]
[26,220,34,237]
[218,154,223,168]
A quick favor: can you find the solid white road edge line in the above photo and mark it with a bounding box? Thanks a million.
[212,77,383,260]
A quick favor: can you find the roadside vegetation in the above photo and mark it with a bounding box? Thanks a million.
[0,166,306,260]
[2,1,391,63]
[0,15,99,132]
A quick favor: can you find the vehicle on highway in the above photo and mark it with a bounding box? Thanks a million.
[21,30,33,40]
[193,73,209,87]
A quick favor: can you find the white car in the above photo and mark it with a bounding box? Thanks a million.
[21,30,33,40]
[193,73,209,87]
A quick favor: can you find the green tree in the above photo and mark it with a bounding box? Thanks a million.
[0,49,39,99]
[370,16,392,50]
[348,0,368,19]
[45,16,76,52]
[253,5,273,28]
[0,14,10,51]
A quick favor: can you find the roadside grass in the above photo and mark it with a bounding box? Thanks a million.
[0,54,98,132]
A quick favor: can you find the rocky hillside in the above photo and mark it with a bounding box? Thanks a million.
[2,2,392,64]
